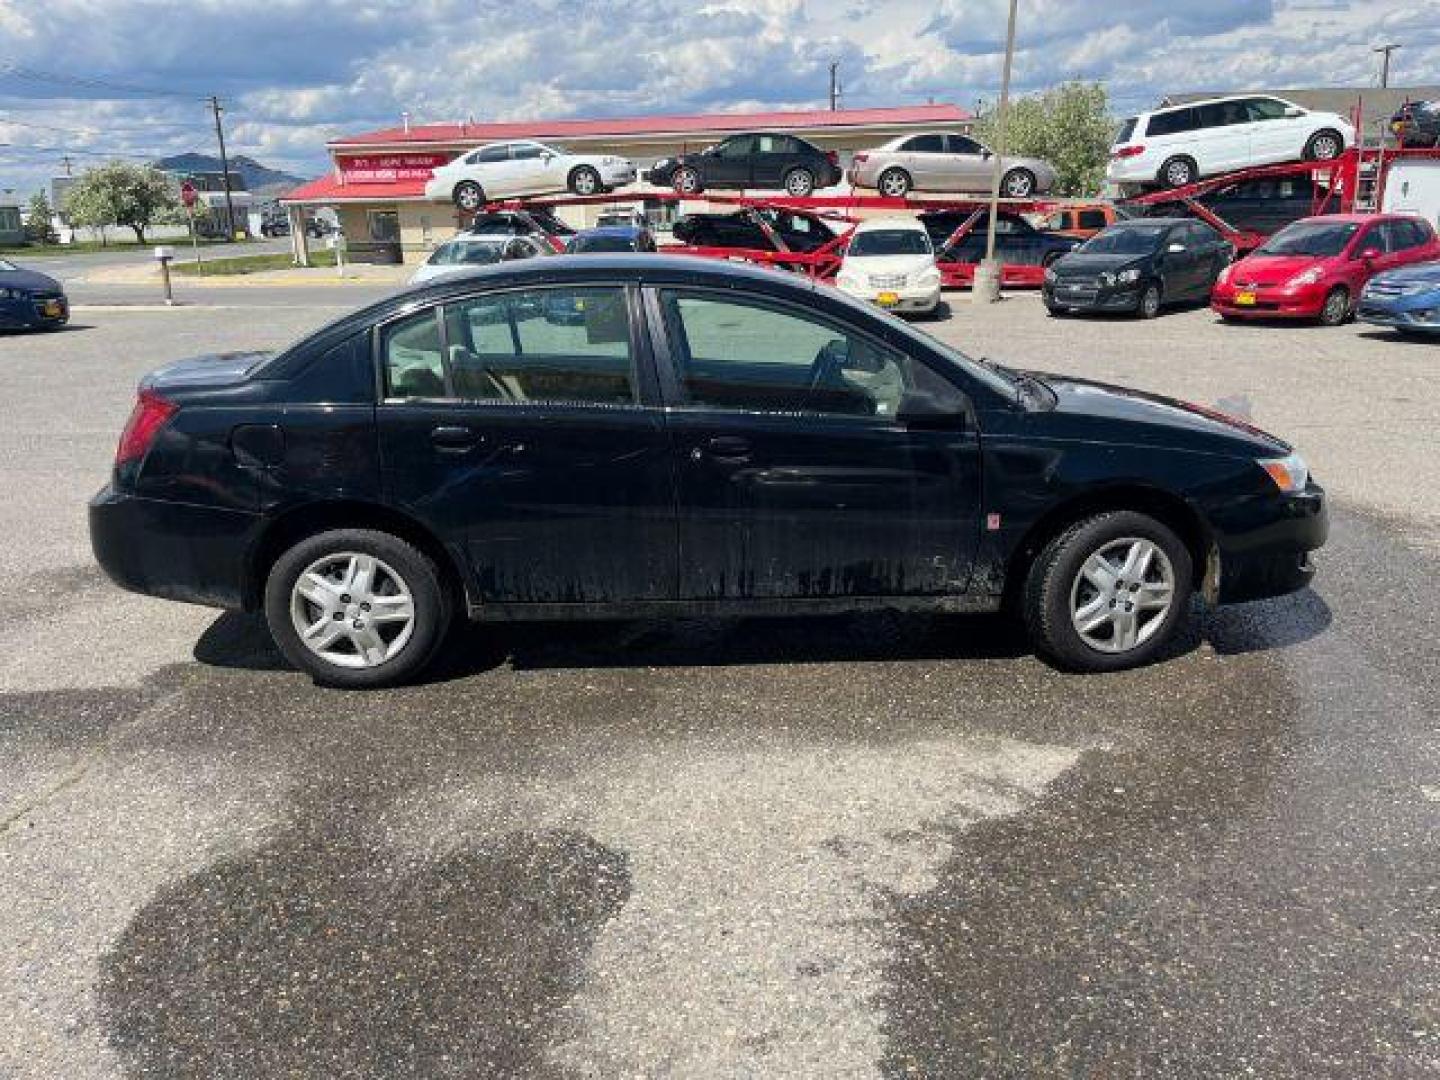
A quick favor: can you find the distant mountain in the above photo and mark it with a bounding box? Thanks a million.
[151,152,306,198]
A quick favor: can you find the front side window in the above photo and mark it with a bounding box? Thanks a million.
[1197,100,1249,128]
[474,144,510,163]
[660,291,937,418]
[946,134,984,155]
[383,310,446,399]
[510,143,545,160]
[442,287,635,406]
[717,136,754,158]
[901,134,945,153]
[1246,97,1291,122]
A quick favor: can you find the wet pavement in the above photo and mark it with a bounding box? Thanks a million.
[1,296,1436,1078]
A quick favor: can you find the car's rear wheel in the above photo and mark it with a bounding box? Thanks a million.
[1304,129,1344,162]
[264,528,452,689]
[1318,285,1350,326]
[1002,168,1036,198]
[784,167,817,197]
[1024,511,1193,672]
[1158,156,1197,188]
[569,166,601,196]
[673,166,702,195]
[1137,282,1162,319]
[878,167,912,197]
[453,180,485,212]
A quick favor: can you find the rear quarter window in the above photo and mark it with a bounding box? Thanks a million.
[1115,117,1138,144]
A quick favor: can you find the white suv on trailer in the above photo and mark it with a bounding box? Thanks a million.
[1107,95,1353,191]
[424,141,637,211]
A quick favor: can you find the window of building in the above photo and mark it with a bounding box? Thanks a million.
[368,210,400,243]
[0,207,21,233]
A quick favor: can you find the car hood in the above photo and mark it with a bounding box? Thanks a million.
[1373,261,1440,286]
[1036,374,1290,457]
[0,267,63,293]
[841,254,935,276]
[1052,252,1148,275]
[1228,253,1324,285]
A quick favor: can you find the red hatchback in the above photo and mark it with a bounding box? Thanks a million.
[1212,213,1440,325]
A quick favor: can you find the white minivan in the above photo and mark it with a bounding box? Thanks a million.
[1107,95,1354,191]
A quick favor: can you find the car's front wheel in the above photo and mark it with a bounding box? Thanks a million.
[569,166,602,196]
[784,167,817,197]
[673,166,702,195]
[264,528,452,688]
[878,167,912,197]
[1024,511,1194,672]
[1137,282,1162,319]
[1304,129,1345,162]
[1002,168,1036,198]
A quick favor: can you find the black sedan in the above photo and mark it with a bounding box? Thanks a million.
[90,255,1325,688]
[919,211,1080,267]
[566,225,657,253]
[0,258,69,331]
[1043,218,1233,318]
[647,133,843,197]
[671,207,839,253]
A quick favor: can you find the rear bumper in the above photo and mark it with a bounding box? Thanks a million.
[0,295,68,330]
[89,485,260,610]
[1216,483,1328,604]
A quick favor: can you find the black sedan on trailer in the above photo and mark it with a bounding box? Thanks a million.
[0,258,68,331]
[1043,218,1233,318]
[919,211,1081,267]
[647,133,844,197]
[90,256,1325,688]
[671,207,840,253]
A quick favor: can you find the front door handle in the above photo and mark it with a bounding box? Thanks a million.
[692,435,752,462]
[430,425,484,451]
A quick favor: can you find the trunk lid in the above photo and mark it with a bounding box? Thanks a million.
[140,351,274,392]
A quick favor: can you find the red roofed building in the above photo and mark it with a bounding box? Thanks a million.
[283,103,971,264]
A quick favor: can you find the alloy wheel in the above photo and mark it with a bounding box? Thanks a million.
[879,170,910,197]
[1310,133,1342,160]
[1068,537,1176,654]
[1164,160,1193,187]
[289,552,416,669]
[785,170,815,197]
[674,168,700,195]
[573,168,598,195]
[1321,288,1349,325]
[456,184,482,211]
[1003,170,1034,197]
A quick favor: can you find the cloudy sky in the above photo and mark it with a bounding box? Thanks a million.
[0,0,1433,198]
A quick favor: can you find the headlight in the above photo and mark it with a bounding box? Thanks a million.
[1044,267,1057,283]
[1286,266,1324,288]
[836,273,861,289]
[1258,452,1309,494]
[1099,271,1116,286]
[918,267,940,285]
[1115,267,1141,284]
[0,287,24,299]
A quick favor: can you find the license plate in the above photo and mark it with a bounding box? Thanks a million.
[1235,291,1256,306]
[42,300,63,317]
[876,291,900,307]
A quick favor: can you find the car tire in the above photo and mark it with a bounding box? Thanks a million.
[1002,168,1036,198]
[1304,129,1345,162]
[1044,301,1068,317]
[1158,156,1197,188]
[878,168,913,197]
[673,167,702,195]
[1023,511,1194,673]
[1318,285,1350,326]
[264,528,453,689]
[784,168,816,197]
[569,166,602,196]
[453,181,486,212]
[1137,282,1162,319]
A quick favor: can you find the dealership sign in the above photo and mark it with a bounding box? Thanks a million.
[337,152,455,183]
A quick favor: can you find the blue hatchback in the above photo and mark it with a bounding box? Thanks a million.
[0,257,69,331]
[1358,261,1440,336]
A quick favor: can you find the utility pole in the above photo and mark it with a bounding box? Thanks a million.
[828,60,840,111]
[976,0,1018,303]
[60,154,73,176]
[209,95,237,241]
[1373,43,1400,88]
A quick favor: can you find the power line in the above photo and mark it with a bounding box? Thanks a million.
[0,62,205,101]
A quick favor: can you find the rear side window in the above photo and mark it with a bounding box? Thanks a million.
[901,134,945,153]
[1196,100,1249,128]
[1146,108,1199,137]
[442,287,635,406]
[946,134,983,154]
[1115,118,1138,144]
[382,310,447,400]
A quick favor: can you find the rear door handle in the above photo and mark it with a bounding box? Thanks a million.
[430,425,484,451]
[692,435,752,462]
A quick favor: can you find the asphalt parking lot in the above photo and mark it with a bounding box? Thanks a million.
[1,281,1437,1078]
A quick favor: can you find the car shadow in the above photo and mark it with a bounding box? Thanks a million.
[192,588,1332,686]
[1355,328,1438,346]
[0,323,93,335]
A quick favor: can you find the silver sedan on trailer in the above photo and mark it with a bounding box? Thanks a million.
[850,132,1058,198]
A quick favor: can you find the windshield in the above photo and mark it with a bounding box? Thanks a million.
[1258,220,1359,257]
[428,240,507,266]
[1080,226,1165,255]
[569,235,636,253]
[848,229,932,257]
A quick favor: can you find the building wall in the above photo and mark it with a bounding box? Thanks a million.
[0,203,25,245]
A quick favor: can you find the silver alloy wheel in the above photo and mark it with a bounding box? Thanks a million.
[456,184,482,211]
[1069,537,1175,654]
[572,168,598,195]
[1322,288,1348,324]
[1140,285,1161,318]
[674,168,699,195]
[879,169,910,197]
[1165,159,1193,187]
[1003,169,1034,197]
[289,552,416,670]
[1310,133,1341,160]
[785,169,814,196]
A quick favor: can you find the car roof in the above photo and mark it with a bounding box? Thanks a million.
[1148,93,1294,115]
[853,216,927,233]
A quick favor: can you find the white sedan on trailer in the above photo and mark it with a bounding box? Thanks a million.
[833,217,943,315]
[424,140,637,211]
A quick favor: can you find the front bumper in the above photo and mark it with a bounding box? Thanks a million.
[1215,482,1328,604]
[837,281,942,313]
[90,485,260,610]
[1357,295,1440,332]
[1042,280,1143,313]
[1211,282,1326,319]
[0,294,68,330]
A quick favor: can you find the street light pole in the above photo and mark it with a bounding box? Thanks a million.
[975,0,1018,303]
[1373,43,1400,88]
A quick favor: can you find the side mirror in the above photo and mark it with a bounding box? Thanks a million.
[540,151,555,161]
[1167,242,1187,253]
[895,390,963,428]
[981,148,993,160]
[1284,106,1304,118]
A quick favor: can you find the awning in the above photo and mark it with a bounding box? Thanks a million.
[282,174,432,205]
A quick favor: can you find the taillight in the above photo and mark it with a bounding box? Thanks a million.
[826,150,839,165]
[1112,144,1145,159]
[852,152,868,164]
[116,389,177,466]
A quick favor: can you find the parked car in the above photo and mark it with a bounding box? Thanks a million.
[1108,95,1354,190]
[1128,175,1336,237]
[1390,99,1440,148]
[919,210,1081,267]
[463,208,575,251]
[671,206,839,253]
[1035,204,1120,240]
[423,140,637,211]
[89,255,1326,687]
[1043,218,1233,319]
[1358,262,1440,336]
[851,132,1057,198]
[594,206,649,230]
[0,258,68,331]
[646,133,843,197]
[1212,214,1440,326]
[566,225,657,253]
[833,217,941,315]
[409,234,551,285]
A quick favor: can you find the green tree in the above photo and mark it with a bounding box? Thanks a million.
[60,162,177,244]
[24,192,57,244]
[973,82,1114,196]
